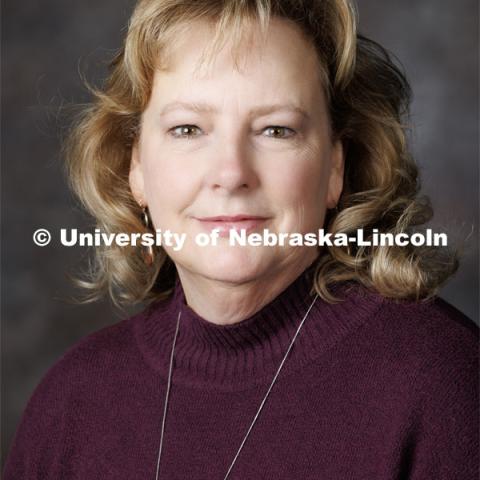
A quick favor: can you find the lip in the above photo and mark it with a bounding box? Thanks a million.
[197,215,267,222]
[194,215,269,238]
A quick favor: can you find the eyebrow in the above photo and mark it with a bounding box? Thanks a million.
[159,101,310,119]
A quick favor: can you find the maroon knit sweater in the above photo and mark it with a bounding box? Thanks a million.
[4,265,479,479]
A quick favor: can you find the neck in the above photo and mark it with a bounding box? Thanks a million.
[176,253,319,325]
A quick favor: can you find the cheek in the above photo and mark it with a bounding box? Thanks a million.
[269,153,329,216]
[139,145,202,223]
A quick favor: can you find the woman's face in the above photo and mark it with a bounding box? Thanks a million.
[130,18,344,287]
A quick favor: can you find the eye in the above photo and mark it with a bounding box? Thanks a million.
[169,125,203,138]
[263,126,296,139]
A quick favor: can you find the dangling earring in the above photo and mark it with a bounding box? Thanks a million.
[326,204,339,220]
[333,204,352,256]
[328,204,350,255]
[141,206,154,266]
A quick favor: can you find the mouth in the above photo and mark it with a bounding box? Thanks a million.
[194,215,269,237]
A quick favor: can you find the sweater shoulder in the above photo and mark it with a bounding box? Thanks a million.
[3,311,150,478]
[7,311,147,444]
[53,311,144,378]
[373,294,478,355]
[333,282,478,365]
[28,309,148,401]
[361,293,478,389]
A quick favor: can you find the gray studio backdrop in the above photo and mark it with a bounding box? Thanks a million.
[2,0,478,465]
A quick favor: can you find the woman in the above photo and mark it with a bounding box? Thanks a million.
[4,0,478,478]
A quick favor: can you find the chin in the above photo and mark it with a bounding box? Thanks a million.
[186,246,273,285]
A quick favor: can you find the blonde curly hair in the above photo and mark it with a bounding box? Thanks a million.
[65,0,458,306]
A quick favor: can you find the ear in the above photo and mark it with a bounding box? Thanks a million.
[129,143,146,207]
[326,140,345,209]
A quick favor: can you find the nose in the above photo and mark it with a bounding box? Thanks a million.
[206,133,259,193]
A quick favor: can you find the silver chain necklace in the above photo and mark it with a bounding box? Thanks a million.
[154,293,318,480]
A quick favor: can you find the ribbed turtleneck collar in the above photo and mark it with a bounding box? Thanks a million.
[134,263,384,391]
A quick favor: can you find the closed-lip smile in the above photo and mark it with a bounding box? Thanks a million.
[194,215,269,237]
[196,215,267,222]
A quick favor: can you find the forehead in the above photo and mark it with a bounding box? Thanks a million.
[149,17,325,111]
